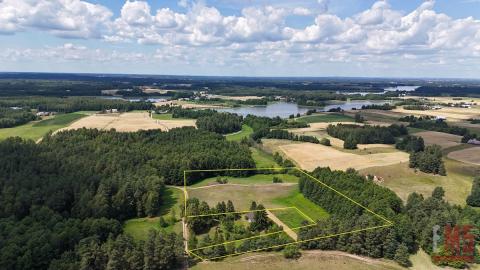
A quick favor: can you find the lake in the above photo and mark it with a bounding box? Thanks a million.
[217,100,390,118]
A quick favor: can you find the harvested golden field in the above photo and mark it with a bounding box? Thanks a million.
[392,107,480,121]
[288,123,394,150]
[403,95,480,105]
[415,131,462,149]
[60,112,196,132]
[262,139,408,171]
[448,146,480,165]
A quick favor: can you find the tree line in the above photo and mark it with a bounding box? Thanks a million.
[297,167,480,268]
[0,107,37,128]
[0,97,154,113]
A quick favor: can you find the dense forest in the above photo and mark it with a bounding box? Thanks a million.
[298,167,480,268]
[0,97,154,113]
[0,127,255,269]
[326,124,408,148]
[0,107,37,128]
[196,113,243,134]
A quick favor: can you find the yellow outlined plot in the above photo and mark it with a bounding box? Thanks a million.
[183,167,393,261]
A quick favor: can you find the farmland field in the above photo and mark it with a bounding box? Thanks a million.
[61,112,196,132]
[448,146,480,165]
[191,250,403,270]
[263,139,409,171]
[296,113,354,123]
[361,159,478,205]
[0,112,86,141]
[415,131,462,149]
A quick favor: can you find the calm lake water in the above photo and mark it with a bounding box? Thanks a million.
[217,100,390,118]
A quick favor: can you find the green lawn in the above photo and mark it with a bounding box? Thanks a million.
[153,113,174,120]
[190,173,299,187]
[273,190,329,222]
[251,147,279,168]
[270,208,314,229]
[226,124,253,141]
[123,187,184,241]
[0,113,87,141]
[297,113,354,124]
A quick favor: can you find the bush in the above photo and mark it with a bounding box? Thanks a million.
[467,177,480,207]
[283,245,301,259]
[272,176,283,183]
[343,135,358,149]
[320,138,331,146]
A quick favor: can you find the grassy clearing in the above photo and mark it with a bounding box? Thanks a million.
[123,187,184,241]
[226,124,253,141]
[0,113,86,141]
[297,113,354,123]
[251,147,279,168]
[190,173,299,187]
[152,113,174,120]
[362,159,478,206]
[273,189,329,222]
[270,208,313,228]
[188,185,296,211]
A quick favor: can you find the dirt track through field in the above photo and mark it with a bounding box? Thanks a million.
[266,210,298,241]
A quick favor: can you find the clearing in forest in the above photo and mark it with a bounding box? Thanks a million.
[183,167,392,261]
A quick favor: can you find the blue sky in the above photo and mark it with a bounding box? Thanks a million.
[0,0,479,78]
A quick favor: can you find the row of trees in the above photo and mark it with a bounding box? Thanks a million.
[251,129,320,144]
[409,119,469,136]
[361,103,396,110]
[297,167,480,268]
[0,107,37,128]
[0,97,154,113]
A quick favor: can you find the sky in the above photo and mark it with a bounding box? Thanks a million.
[0,0,479,78]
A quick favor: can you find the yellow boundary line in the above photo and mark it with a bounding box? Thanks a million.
[183,167,393,261]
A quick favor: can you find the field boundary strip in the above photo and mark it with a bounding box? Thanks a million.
[182,167,393,261]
